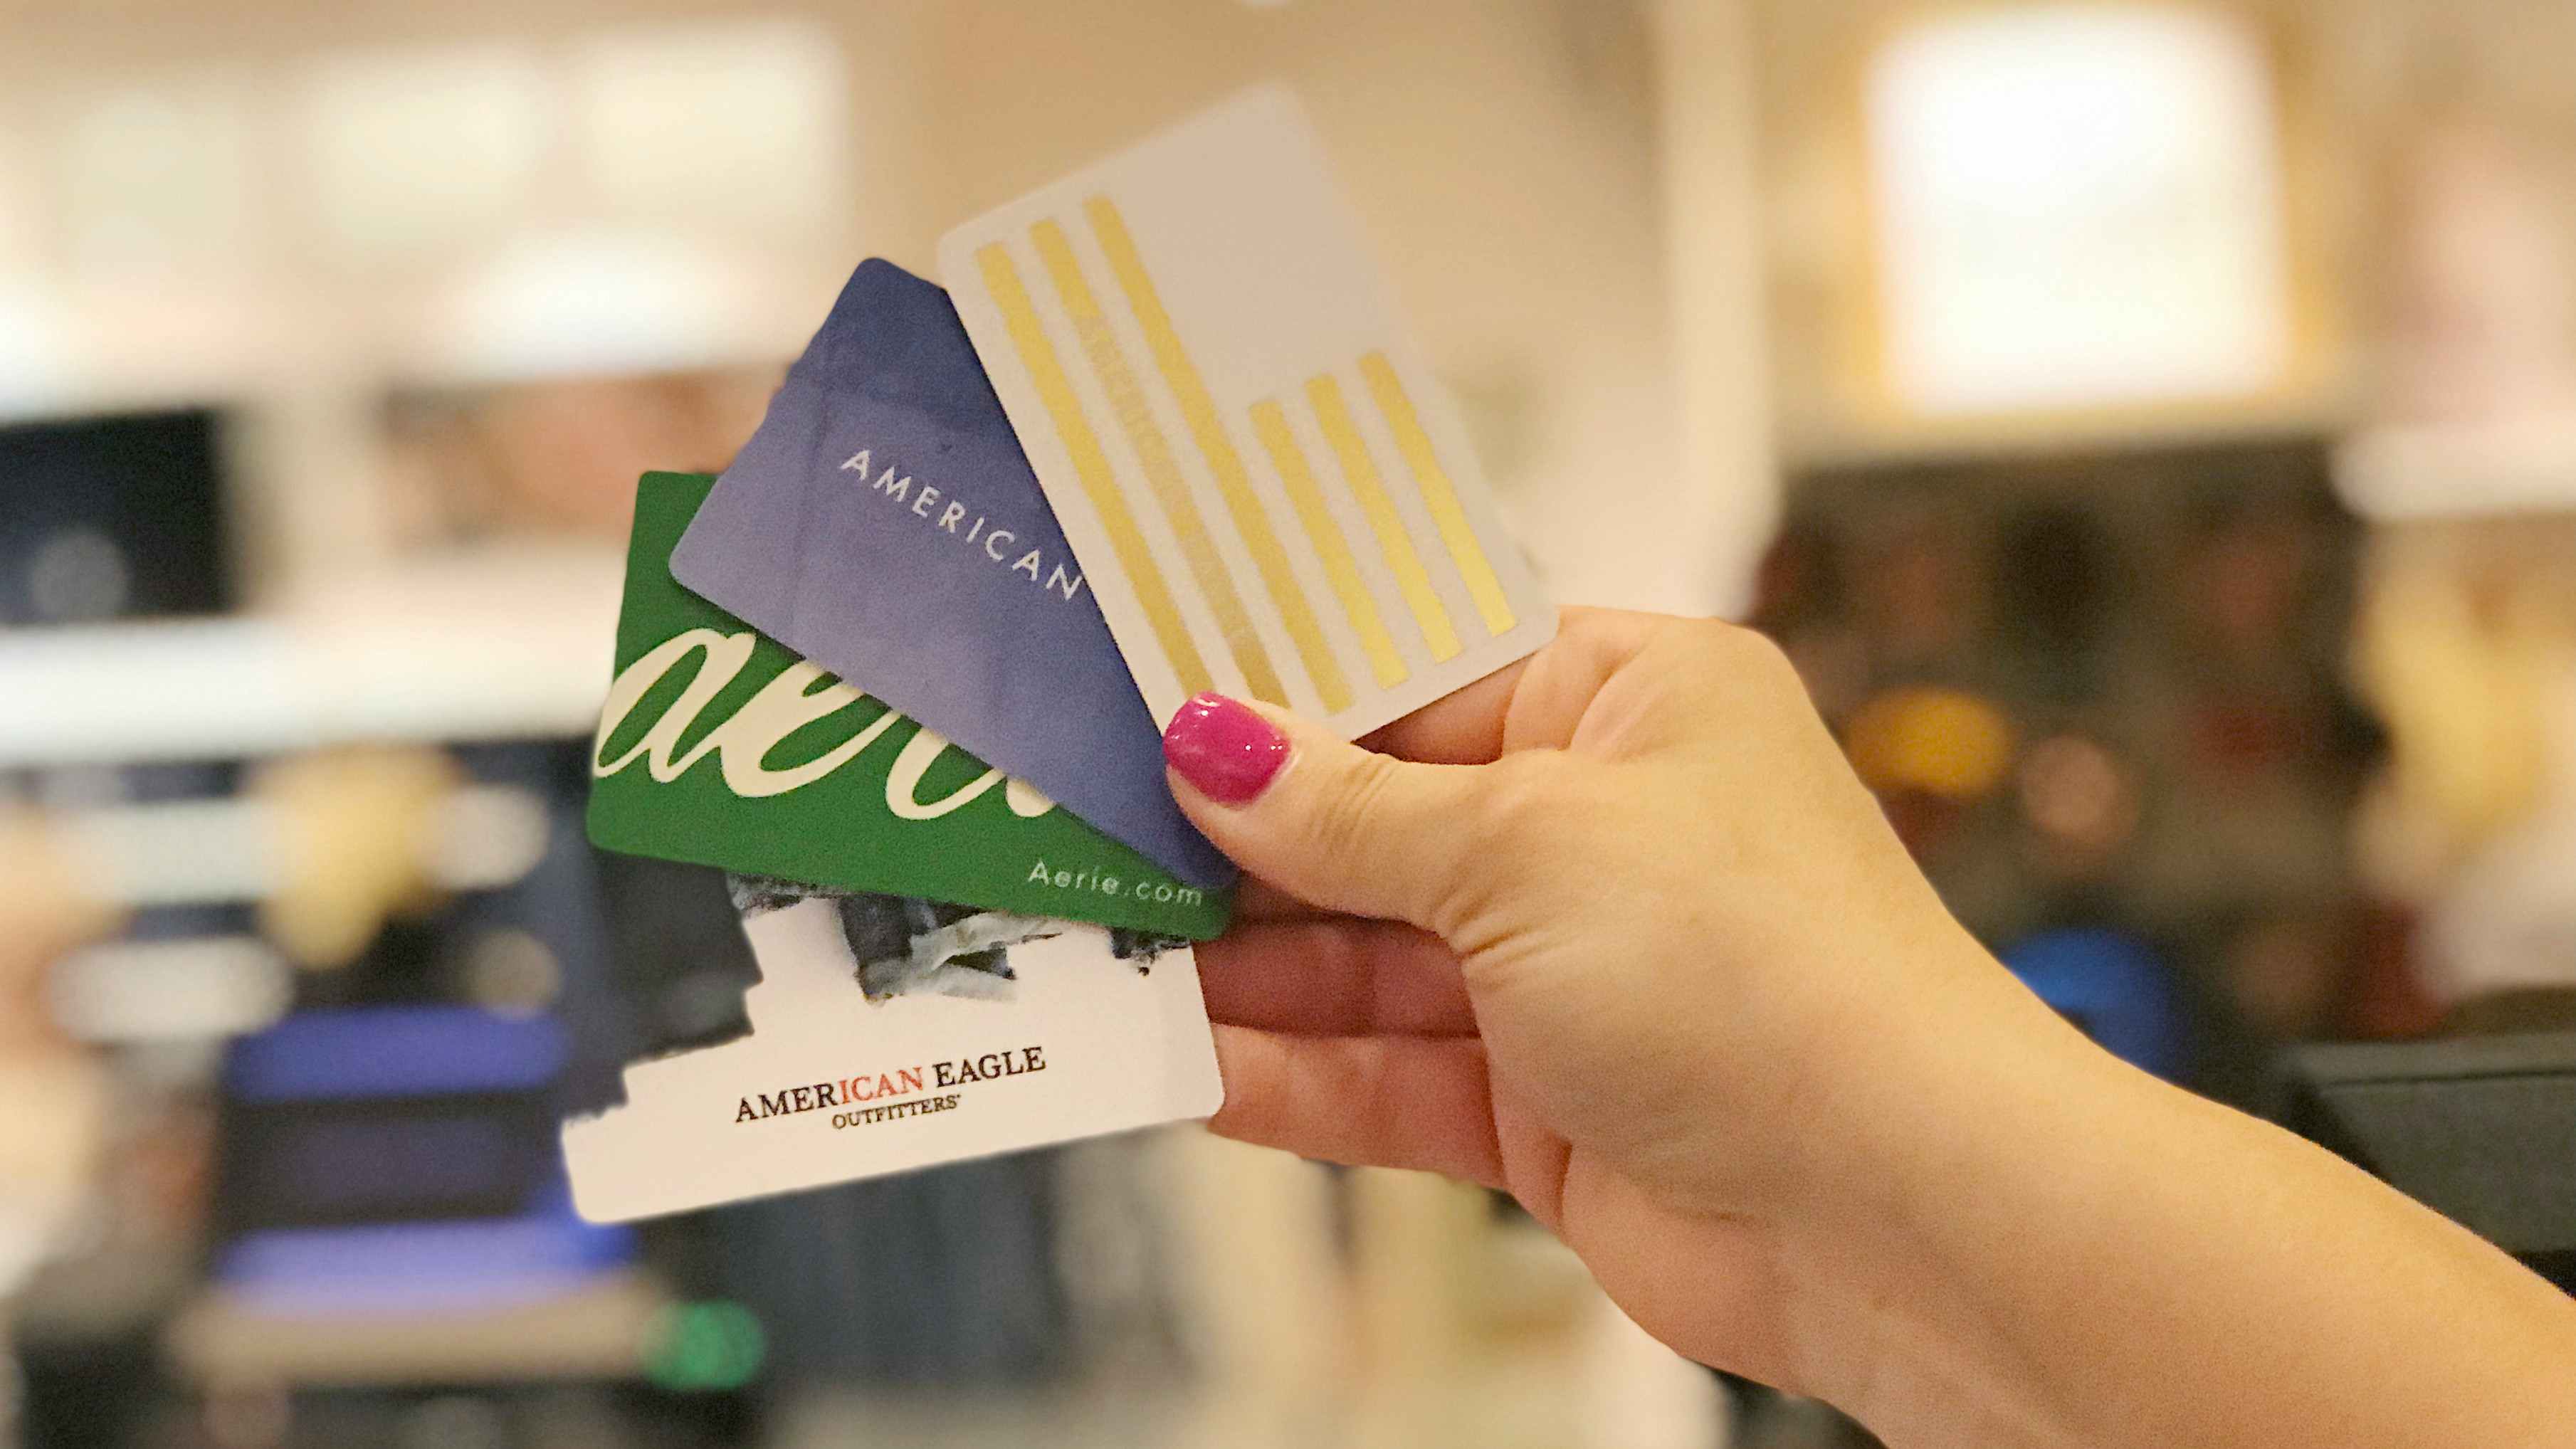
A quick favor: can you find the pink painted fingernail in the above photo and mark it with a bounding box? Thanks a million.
[1162,693,1289,805]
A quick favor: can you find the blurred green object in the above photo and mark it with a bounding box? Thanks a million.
[646,1300,766,1392]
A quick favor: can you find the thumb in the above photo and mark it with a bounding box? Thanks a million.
[1161,692,1485,927]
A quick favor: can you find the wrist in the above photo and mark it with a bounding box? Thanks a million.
[1762,936,2149,1430]
[1785,923,2125,1227]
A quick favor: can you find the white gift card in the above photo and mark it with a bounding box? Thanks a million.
[937,85,1554,737]
[562,878,1221,1221]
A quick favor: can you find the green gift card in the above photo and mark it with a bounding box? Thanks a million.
[587,472,1230,939]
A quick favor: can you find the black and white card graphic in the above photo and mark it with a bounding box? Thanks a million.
[562,878,1221,1222]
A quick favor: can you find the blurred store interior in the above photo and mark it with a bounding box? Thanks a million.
[3,1,2575,1445]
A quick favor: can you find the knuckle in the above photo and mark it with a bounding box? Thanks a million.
[1704,615,1789,667]
[1438,754,1599,943]
[1688,618,1804,696]
[1467,752,1558,853]
[1308,747,1403,867]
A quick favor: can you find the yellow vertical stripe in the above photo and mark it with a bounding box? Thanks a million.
[1360,352,1516,636]
[1085,197,1353,715]
[1305,374,1461,663]
[973,241,1212,698]
[1249,401,1407,689]
[1029,220,1284,706]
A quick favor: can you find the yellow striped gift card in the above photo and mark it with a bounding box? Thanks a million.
[937,85,1553,737]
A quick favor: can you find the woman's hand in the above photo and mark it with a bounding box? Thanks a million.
[1165,608,2576,1448]
[1167,609,2060,1382]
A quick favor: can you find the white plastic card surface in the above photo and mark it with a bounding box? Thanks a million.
[937,86,1554,737]
[562,880,1220,1222]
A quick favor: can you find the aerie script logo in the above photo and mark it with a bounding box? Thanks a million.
[592,628,1056,821]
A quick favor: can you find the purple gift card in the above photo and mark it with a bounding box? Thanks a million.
[670,260,1232,887]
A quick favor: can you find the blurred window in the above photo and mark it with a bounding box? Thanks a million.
[1863,3,2293,416]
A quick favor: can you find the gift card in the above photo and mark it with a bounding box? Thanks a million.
[669,261,1231,889]
[937,85,1555,736]
[562,873,1221,1221]
[590,471,1229,940]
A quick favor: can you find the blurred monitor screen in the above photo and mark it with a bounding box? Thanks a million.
[0,408,232,626]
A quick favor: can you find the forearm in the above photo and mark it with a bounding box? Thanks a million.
[1788,971,2576,1448]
